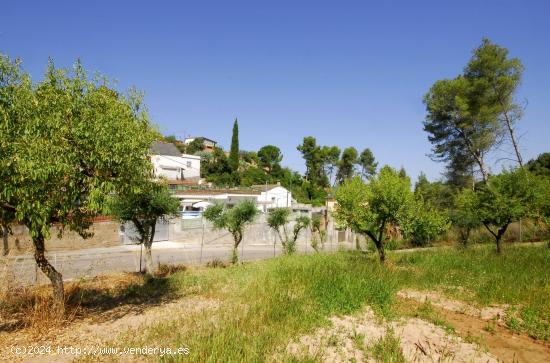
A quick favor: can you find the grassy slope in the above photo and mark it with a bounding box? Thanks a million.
[113,244,549,362]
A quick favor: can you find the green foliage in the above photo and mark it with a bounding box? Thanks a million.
[424,38,526,182]
[185,138,205,155]
[475,168,541,251]
[527,153,550,178]
[0,55,156,300]
[335,146,358,185]
[334,167,414,261]
[202,147,236,186]
[450,188,480,245]
[464,38,525,165]
[297,136,329,188]
[229,118,240,173]
[359,148,378,179]
[322,145,341,184]
[108,181,180,243]
[258,145,283,174]
[267,208,309,254]
[203,200,258,263]
[414,173,456,210]
[108,181,179,273]
[310,215,326,252]
[368,329,406,363]
[401,198,450,247]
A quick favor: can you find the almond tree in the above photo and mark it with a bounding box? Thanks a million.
[475,168,540,253]
[334,167,414,262]
[0,55,155,307]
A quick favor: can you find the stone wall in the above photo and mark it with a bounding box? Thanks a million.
[5,220,122,255]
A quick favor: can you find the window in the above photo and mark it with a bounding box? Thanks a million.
[187,161,192,168]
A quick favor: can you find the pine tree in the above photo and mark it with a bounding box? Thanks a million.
[229,118,240,172]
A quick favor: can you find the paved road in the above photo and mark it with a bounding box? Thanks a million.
[3,240,543,286]
[1,241,350,286]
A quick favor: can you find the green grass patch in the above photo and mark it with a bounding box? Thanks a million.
[391,244,550,340]
[105,244,548,362]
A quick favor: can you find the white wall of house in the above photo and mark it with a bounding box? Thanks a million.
[151,154,201,180]
[258,186,292,210]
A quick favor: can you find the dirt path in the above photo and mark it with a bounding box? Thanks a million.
[398,289,550,363]
[285,307,498,362]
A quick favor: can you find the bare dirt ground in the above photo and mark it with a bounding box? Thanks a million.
[398,289,550,363]
[0,295,219,362]
[285,306,498,362]
[285,290,550,362]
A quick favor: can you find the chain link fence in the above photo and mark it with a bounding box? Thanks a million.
[1,213,354,287]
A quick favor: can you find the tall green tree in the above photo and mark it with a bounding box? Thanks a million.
[526,153,550,178]
[0,56,155,305]
[229,118,240,172]
[424,76,501,182]
[108,181,180,274]
[464,38,525,166]
[203,200,258,264]
[321,145,341,185]
[297,136,329,188]
[258,145,283,175]
[358,148,378,179]
[335,147,358,185]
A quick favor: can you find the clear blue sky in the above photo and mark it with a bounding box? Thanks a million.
[2,0,549,181]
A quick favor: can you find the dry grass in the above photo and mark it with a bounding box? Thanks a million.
[0,271,180,336]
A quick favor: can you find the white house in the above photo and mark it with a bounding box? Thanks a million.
[252,184,293,212]
[151,141,201,180]
[175,184,293,214]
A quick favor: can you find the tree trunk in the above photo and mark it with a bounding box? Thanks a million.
[143,222,156,274]
[483,222,509,254]
[376,242,386,262]
[33,233,64,310]
[495,225,508,254]
[231,231,242,264]
[495,235,502,254]
[2,224,8,256]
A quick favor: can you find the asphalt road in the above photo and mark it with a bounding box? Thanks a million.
[2,241,350,286]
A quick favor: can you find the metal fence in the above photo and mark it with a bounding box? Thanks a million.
[1,213,354,287]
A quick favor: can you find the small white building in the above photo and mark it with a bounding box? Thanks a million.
[174,184,292,213]
[252,184,293,212]
[151,141,201,180]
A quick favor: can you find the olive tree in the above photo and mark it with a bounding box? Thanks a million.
[334,167,414,262]
[0,56,155,306]
[475,169,539,253]
[310,215,326,252]
[108,181,180,274]
[203,200,258,264]
[267,208,310,254]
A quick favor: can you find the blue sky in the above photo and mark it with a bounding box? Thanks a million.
[2,0,549,181]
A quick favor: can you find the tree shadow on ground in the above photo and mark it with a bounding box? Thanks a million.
[0,267,187,333]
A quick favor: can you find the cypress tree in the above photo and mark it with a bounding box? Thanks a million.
[229,118,240,172]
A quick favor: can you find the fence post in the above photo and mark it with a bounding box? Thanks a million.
[199,217,205,264]
[273,232,276,257]
[241,231,245,262]
[519,218,523,243]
